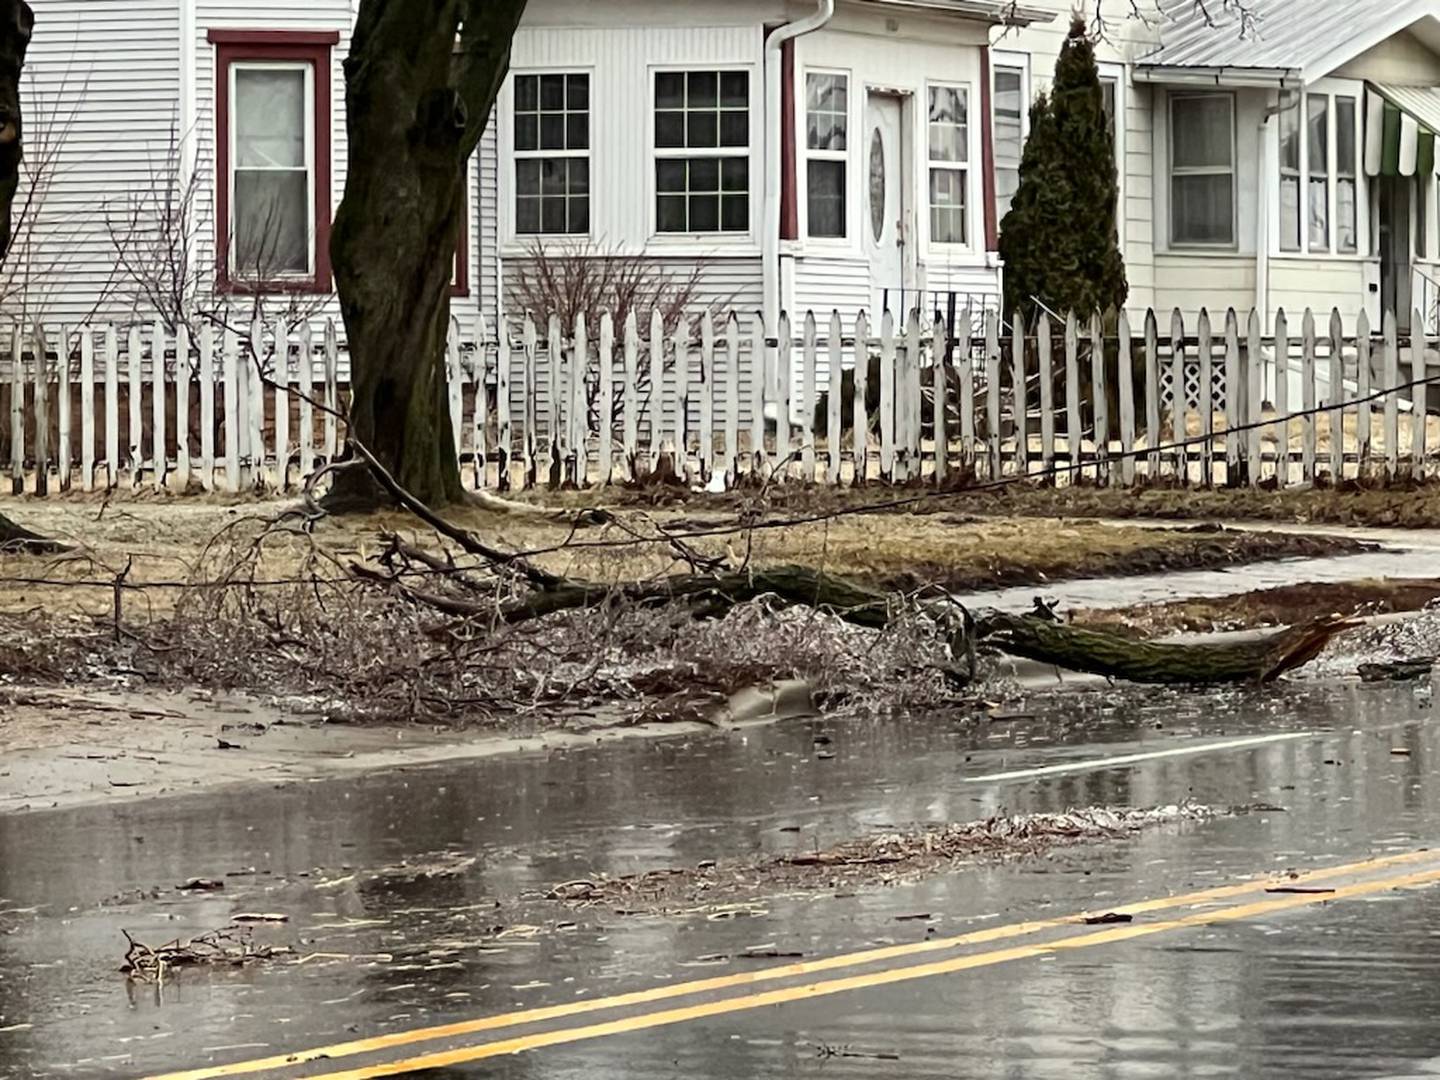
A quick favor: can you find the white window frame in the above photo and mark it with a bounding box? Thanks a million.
[1272,79,1364,258]
[227,59,317,282]
[802,67,852,244]
[992,51,1030,229]
[1168,90,1237,250]
[925,80,973,251]
[1097,62,1125,245]
[649,64,756,242]
[510,70,592,238]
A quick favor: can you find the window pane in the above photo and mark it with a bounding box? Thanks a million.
[1338,177,1357,253]
[567,74,588,110]
[993,67,1024,177]
[514,75,538,112]
[690,193,719,231]
[721,194,748,231]
[1307,94,1329,250]
[720,71,748,108]
[569,196,589,234]
[1308,177,1329,250]
[1279,90,1300,172]
[516,196,540,234]
[542,197,566,234]
[516,160,540,195]
[688,72,718,108]
[567,113,589,150]
[1171,173,1233,244]
[721,157,747,191]
[1100,77,1116,133]
[1307,95,1328,179]
[514,113,538,153]
[540,113,565,150]
[687,111,718,148]
[1280,175,1301,252]
[540,159,567,195]
[235,68,306,169]
[657,159,686,192]
[540,74,565,110]
[690,157,719,192]
[807,73,847,151]
[1336,97,1357,178]
[1171,95,1232,169]
[656,111,684,148]
[996,166,1020,226]
[928,86,967,163]
[719,110,748,148]
[234,169,308,274]
[656,73,684,109]
[929,167,966,243]
[657,194,687,232]
[570,159,590,195]
[808,159,845,238]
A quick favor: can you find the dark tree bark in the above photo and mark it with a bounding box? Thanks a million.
[976,611,1358,685]
[0,0,33,261]
[0,0,44,552]
[328,0,527,510]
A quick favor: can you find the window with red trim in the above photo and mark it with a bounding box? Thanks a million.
[210,30,337,293]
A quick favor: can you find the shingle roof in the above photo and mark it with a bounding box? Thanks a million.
[1139,0,1432,77]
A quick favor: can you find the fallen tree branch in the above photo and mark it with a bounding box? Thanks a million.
[977,611,1361,685]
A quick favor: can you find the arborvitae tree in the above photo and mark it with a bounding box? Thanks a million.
[999,16,1126,328]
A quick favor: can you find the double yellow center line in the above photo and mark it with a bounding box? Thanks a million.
[148,849,1439,1080]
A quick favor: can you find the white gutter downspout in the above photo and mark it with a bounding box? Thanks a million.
[763,0,836,337]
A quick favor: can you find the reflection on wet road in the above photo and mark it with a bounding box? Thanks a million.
[2,679,1438,1078]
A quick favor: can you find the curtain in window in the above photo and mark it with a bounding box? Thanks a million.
[234,68,309,275]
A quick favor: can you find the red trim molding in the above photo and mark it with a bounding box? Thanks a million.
[212,30,336,294]
[980,47,998,253]
[779,38,798,242]
[207,29,340,46]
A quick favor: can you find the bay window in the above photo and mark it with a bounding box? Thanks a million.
[806,72,847,239]
[1276,87,1360,256]
[655,70,751,234]
[1169,92,1235,247]
[928,84,969,245]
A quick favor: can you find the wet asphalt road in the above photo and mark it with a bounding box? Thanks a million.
[2,678,1439,1079]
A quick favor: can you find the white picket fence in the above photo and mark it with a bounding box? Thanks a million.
[0,305,1436,496]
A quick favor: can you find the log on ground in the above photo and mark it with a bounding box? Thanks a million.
[976,611,1359,685]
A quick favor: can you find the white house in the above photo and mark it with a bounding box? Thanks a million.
[1002,0,1440,335]
[3,0,1057,338]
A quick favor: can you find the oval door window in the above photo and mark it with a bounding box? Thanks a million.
[869,129,885,243]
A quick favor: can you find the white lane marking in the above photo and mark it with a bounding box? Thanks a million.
[965,731,1318,783]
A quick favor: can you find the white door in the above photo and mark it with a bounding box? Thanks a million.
[865,92,907,317]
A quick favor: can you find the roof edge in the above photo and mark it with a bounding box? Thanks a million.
[1133,64,1302,89]
[856,0,1055,26]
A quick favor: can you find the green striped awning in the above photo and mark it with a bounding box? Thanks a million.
[1365,83,1440,177]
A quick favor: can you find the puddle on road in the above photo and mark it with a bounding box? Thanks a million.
[1,678,1438,1078]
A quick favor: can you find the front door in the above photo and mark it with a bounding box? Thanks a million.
[865,91,907,318]
[1378,175,1413,333]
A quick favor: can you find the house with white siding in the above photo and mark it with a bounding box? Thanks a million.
[3,0,1057,342]
[1000,0,1440,336]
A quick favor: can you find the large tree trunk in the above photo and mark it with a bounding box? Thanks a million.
[0,0,33,261]
[0,1,41,553]
[327,0,527,510]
